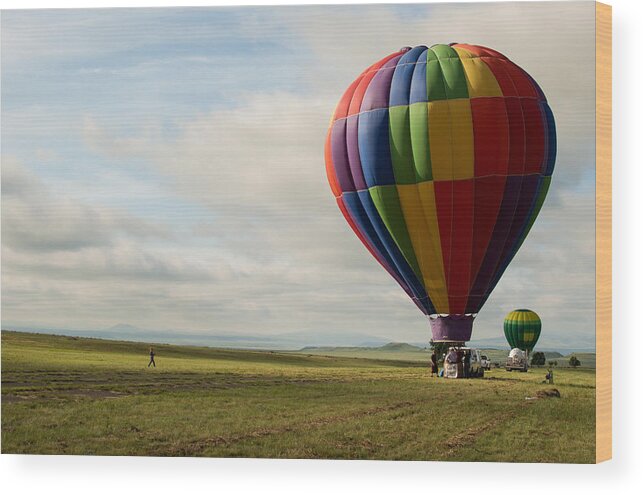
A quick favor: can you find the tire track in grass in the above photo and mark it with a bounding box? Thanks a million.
[439,412,517,459]
[152,401,415,457]
[439,398,542,459]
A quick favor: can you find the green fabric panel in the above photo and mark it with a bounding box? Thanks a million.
[388,105,418,184]
[504,320,518,348]
[504,311,542,351]
[426,48,447,101]
[369,185,423,281]
[430,45,469,100]
[409,102,432,181]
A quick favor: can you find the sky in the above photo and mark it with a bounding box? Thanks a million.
[1,1,596,349]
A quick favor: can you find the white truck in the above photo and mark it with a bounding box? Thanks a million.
[443,347,485,379]
[480,354,492,371]
[505,348,528,372]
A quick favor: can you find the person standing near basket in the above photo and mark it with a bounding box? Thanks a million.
[430,351,439,377]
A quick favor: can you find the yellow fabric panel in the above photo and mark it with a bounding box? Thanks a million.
[448,99,475,179]
[526,312,540,323]
[396,182,450,313]
[453,47,503,97]
[428,99,474,181]
[427,101,451,181]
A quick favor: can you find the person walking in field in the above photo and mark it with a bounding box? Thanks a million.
[430,351,439,377]
[148,347,156,367]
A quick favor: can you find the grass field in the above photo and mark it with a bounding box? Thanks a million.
[1,331,596,462]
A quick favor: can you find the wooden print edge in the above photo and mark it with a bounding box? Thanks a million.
[595,1,612,464]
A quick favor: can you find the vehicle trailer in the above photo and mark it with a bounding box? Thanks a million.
[505,348,528,372]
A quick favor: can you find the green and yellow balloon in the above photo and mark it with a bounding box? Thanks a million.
[503,309,541,352]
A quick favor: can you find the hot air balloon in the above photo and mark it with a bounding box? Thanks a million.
[504,309,542,353]
[325,44,556,343]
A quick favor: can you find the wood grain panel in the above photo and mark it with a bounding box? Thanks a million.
[596,1,612,464]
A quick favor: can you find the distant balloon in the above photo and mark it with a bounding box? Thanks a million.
[325,44,556,342]
[504,309,542,352]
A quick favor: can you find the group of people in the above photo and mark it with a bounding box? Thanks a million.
[430,347,472,378]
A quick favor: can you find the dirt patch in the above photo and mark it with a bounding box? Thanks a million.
[65,389,128,400]
[536,388,561,398]
[526,388,561,401]
[2,389,128,403]
[2,394,38,404]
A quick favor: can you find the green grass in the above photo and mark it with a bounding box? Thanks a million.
[1,331,596,462]
[295,345,432,363]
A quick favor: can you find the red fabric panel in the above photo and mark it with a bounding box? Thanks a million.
[435,179,475,314]
[347,51,403,116]
[333,76,363,120]
[470,175,506,286]
[434,181,453,289]
[520,67,546,100]
[448,179,474,314]
[505,97,526,175]
[324,130,341,197]
[471,97,510,176]
[452,44,516,97]
[521,99,546,174]
[479,57,518,97]
[502,61,538,98]
[488,59,520,97]
[452,43,502,59]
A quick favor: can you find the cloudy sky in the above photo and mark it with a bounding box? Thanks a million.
[1,1,596,348]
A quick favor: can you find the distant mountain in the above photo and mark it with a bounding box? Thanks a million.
[300,342,426,353]
[543,351,564,359]
[378,342,424,352]
[1,323,594,355]
[1,324,391,351]
[468,334,595,354]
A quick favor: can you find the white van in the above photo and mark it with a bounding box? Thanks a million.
[443,347,484,379]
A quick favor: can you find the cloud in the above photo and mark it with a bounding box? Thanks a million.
[1,3,597,348]
[1,158,172,253]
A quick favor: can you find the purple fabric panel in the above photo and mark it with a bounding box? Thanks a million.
[360,55,402,112]
[476,175,546,310]
[466,175,523,312]
[330,119,356,193]
[470,175,541,311]
[345,114,367,191]
[412,297,430,316]
[490,174,541,273]
[430,315,475,342]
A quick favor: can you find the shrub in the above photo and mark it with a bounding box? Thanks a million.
[569,355,581,368]
[531,352,546,366]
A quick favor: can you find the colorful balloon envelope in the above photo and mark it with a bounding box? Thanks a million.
[325,44,556,342]
[504,309,542,352]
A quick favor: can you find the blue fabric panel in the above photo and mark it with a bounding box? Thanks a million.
[390,46,427,107]
[358,108,396,187]
[353,190,435,314]
[409,49,429,105]
[542,103,557,176]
